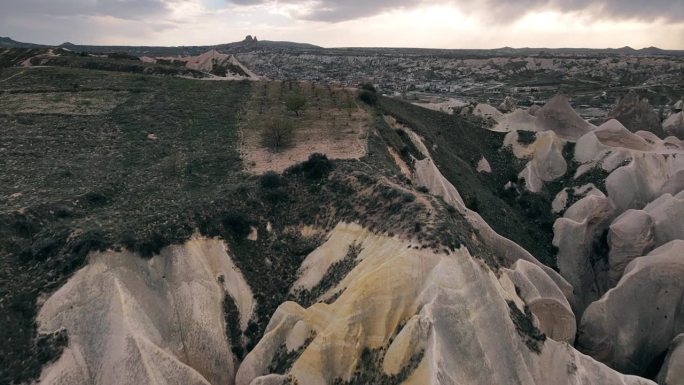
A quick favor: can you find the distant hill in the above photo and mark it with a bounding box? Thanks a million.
[55,39,323,57]
[2,36,683,57]
[0,36,47,48]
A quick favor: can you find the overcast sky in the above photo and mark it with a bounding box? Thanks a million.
[2,0,683,49]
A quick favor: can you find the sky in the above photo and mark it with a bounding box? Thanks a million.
[1,0,683,49]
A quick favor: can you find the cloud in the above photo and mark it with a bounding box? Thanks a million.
[0,0,682,47]
[0,0,172,20]
[227,0,684,23]
[0,0,176,44]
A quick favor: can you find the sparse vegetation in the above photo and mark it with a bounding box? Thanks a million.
[268,332,316,375]
[332,320,425,385]
[376,96,559,267]
[293,242,362,307]
[359,89,378,105]
[261,117,296,151]
[507,300,546,353]
[517,130,537,145]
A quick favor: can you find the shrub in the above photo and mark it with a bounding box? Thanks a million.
[359,83,376,93]
[261,118,295,151]
[301,153,333,179]
[221,211,251,238]
[358,90,378,106]
[260,171,283,189]
[517,130,537,145]
[263,188,289,205]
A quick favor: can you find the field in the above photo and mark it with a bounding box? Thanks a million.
[0,66,251,382]
[240,80,370,173]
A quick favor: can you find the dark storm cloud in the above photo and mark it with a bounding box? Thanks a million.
[228,0,684,22]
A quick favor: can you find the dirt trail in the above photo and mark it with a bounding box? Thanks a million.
[0,69,26,83]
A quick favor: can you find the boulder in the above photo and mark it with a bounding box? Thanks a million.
[607,209,655,285]
[498,95,516,113]
[578,240,684,376]
[473,103,504,122]
[674,100,683,112]
[607,90,664,137]
[501,260,576,343]
[553,192,615,313]
[477,156,492,173]
[536,94,595,140]
[516,130,568,192]
[606,152,684,213]
[608,190,684,286]
[657,334,684,385]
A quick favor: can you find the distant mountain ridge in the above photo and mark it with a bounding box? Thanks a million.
[0,36,46,48]
[1,36,683,57]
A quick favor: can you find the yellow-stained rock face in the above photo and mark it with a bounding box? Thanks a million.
[237,223,652,385]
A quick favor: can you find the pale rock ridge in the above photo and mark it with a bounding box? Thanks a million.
[494,108,542,133]
[403,126,572,297]
[578,240,684,376]
[605,151,684,213]
[185,50,258,78]
[36,238,254,385]
[553,191,616,313]
[152,50,259,80]
[473,103,503,122]
[237,223,652,385]
[498,95,516,113]
[534,94,595,140]
[413,157,465,207]
[290,222,404,296]
[574,119,683,175]
[514,130,568,192]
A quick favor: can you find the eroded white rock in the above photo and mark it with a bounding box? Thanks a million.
[657,334,684,385]
[553,193,615,312]
[37,238,254,385]
[501,260,576,343]
[607,190,684,285]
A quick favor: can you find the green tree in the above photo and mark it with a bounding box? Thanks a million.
[285,94,307,116]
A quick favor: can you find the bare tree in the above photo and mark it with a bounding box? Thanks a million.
[261,117,295,151]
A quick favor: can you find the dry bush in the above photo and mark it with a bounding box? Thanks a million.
[261,117,295,151]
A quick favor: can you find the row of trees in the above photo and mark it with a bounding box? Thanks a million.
[261,84,376,152]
